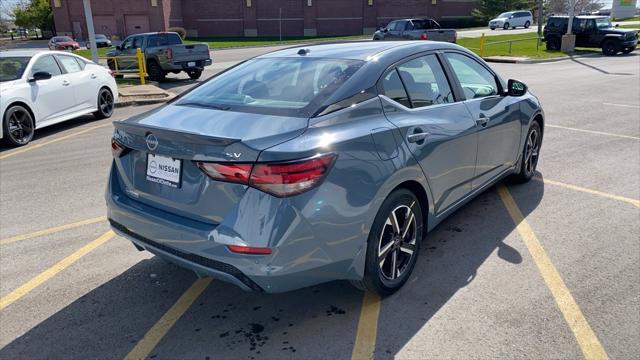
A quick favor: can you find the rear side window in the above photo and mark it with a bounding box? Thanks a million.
[30,55,62,76]
[380,70,411,108]
[177,57,364,117]
[445,53,498,99]
[167,33,182,45]
[56,55,83,73]
[396,55,454,108]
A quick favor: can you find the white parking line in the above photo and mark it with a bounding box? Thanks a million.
[546,124,640,140]
[603,102,640,109]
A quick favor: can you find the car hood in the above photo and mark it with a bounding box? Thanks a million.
[57,41,78,46]
[600,28,638,36]
[490,17,507,22]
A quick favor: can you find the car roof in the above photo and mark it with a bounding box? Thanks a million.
[257,41,462,61]
[549,15,607,19]
[0,49,84,58]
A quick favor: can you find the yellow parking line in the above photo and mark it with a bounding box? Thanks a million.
[537,177,640,208]
[351,291,382,360]
[0,230,114,311]
[0,123,111,160]
[546,124,640,140]
[0,216,107,246]
[124,278,212,360]
[498,185,609,360]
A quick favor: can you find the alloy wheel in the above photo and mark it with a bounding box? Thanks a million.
[7,108,34,145]
[524,128,540,176]
[99,90,114,116]
[378,205,417,281]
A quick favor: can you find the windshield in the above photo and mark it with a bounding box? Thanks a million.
[55,36,73,42]
[0,57,30,82]
[595,18,612,29]
[176,57,364,117]
[497,12,513,18]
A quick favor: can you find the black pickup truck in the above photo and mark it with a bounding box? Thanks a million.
[543,15,638,55]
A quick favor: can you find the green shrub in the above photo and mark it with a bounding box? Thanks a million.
[168,27,186,39]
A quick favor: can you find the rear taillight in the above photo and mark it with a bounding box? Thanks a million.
[196,154,336,197]
[420,32,428,40]
[166,48,173,60]
[111,138,125,157]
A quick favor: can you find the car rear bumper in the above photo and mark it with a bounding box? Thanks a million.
[105,163,364,293]
[165,59,212,71]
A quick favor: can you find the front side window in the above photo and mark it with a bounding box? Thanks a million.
[30,55,62,77]
[396,55,454,108]
[132,36,144,49]
[56,55,83,73]
[445,53,498,100]
[121,37,134,50]
[177,57,364,117]
[0,57,30,82]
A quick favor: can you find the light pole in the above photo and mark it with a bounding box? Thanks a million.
[82,0,98,63]
[561,0,576,52]
[537,0,543,37]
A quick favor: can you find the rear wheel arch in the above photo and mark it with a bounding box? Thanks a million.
[390,180,430,237]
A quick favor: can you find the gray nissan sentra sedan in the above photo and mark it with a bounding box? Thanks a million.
[107,41,544,295]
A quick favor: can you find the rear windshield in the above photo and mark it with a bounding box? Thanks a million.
[176,57,364,117]
[54,36,73,42]
[0,57,30,82]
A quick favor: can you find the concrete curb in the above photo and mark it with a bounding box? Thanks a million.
[484,49,638,64]
[115,93,175,108]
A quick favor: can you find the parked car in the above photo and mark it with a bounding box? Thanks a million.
[489,11,533,30]
[107,41,544,295]
[373,18,457,43]
[86,34,112,48]
[543,15,638,55]
[106,32,211,81]
[48,36,80,51]
[0,50,117,146]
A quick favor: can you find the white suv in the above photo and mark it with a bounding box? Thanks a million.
[489,11,533,30]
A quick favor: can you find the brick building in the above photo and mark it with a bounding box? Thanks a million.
[51,0,479,40]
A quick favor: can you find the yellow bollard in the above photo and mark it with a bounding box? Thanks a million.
[479,33,485,58]
[136,48,146,85]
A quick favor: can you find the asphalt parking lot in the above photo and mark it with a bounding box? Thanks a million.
[0,48,638,359]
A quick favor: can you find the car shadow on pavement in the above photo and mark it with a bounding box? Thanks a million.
[0,115,104,153]
[570,53,637,76]
[0,174,544,359]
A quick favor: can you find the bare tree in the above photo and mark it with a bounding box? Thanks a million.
[545,0,604,15]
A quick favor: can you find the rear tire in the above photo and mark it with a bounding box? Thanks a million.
[147,60,166,82]
[511,121,542,183]
[490,27,496,30]
[602,40,620,56]
[187,69,202,80]
[351,189,423,296]
[93,88,114,119]
[524,21,531,28]
[2,105,35,147]
[546,37,560,51]
[503,23,510,30]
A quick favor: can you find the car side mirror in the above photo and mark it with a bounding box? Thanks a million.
[29,71,52,82]
[507,79,527,97]
[383,28,388,33]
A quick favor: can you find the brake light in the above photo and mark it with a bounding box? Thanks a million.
[420,32,428,40]
[166,48,173,60]
[227,245,272,255]
[196,154,336,197]
[111,138,125,157]
[196,162,252,183]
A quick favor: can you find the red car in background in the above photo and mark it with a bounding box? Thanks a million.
[48,36,80,51]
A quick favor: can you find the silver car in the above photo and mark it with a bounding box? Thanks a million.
[107,41,544,295]
[489,11,533,30]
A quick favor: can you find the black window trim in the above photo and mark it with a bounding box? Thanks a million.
[376,50,463,110]
[30,54,64,77]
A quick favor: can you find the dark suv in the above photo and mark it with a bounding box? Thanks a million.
[543,15,638,55]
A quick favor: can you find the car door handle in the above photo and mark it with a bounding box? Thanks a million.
[476,117,490,127]
[407,131,430,143]
[62,80,71,86]
[90,73,97,79]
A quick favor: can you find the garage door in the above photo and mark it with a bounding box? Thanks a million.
[124,15,150,36]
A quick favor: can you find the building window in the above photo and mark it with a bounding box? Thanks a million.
[307,0,312,6]
[151,0,158,6]
[54,0,61,7]
[368,0,373,5]
[246,0,252,7]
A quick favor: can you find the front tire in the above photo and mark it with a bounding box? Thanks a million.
[2,105,35,147]
[93,88,115,119]
[511,121,542,183]
[503,23,510,30]
[147,60,166,82]
[602,40,620,56]
[351,189,423,296]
